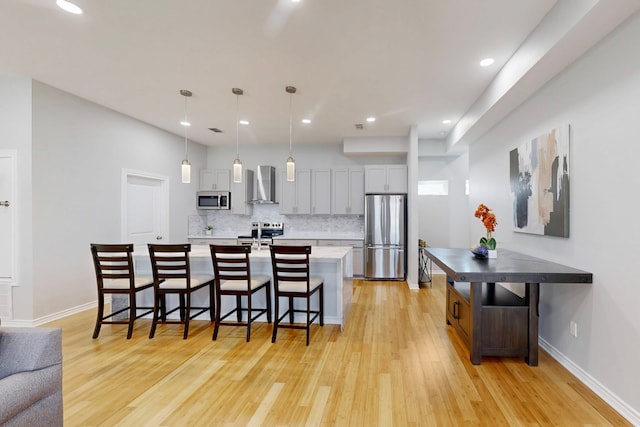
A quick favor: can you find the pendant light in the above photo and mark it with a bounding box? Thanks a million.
[232,88,244,183]
[286,86,297,182]
[179,90,192,184]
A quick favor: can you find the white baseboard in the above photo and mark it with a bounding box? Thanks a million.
[1,300,98,327]
[539,338,640,426]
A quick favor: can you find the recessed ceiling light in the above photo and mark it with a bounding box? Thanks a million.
[301,119,311,124]
[366,117,376,123]
[442,119,451,124]
[239,120,250,125]
[56,0,82,15]
[180,120,191,127]
[291,0,301,3]
[480,58,495,67]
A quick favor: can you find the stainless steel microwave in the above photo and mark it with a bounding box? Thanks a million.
[196,191,230,210]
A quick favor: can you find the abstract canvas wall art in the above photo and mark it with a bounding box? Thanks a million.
[509,125,570,237]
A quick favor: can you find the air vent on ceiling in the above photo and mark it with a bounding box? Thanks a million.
[208,127,223,133]
[355,123,364,130]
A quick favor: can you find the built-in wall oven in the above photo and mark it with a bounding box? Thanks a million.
[196,191,230,210]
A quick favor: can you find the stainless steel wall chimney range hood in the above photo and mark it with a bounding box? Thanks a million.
[250,165,277,204]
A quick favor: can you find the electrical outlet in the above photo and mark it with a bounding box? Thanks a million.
[570,321,578,337]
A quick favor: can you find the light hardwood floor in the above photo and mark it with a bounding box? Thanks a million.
[47,275,630,426]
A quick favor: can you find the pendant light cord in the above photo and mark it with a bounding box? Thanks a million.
[183,95,189,159]
[236,94,240,158]
[288,92,293,156]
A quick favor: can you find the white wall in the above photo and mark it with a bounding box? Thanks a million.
[3,81,208,321]
[417,152,469,248]
[0,72,34,319]
[468,12,640,418]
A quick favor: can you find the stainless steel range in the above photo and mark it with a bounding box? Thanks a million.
[237,222,284,247]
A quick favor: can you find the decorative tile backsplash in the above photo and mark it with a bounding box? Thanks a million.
[189,204,364,236]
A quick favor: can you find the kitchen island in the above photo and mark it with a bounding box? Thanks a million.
[114,245,353,331]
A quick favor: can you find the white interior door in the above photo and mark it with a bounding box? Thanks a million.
[122,171,169,248]
[0,153,15,280]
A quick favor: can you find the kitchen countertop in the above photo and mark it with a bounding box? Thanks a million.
[190,244,352,261]
[188,235,237,239]
[273,233,363,240]
[188,233,364,240]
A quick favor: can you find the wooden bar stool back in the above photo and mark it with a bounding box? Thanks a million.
[209,245,271,342]
[90,243,154,339]
[269,245,324,346]
[147,244,215,339]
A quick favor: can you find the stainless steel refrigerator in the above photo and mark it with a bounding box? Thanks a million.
[365,194,407,280]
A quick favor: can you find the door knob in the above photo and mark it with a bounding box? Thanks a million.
[156,236,163,240]
[0,201,9,207]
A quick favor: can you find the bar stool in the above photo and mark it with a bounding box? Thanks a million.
[209,245,271,342]
[90,243,154,339]
[269,245,324,346]
[148,244,215,339]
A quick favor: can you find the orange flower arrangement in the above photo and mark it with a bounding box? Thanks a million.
[474,204,497,250]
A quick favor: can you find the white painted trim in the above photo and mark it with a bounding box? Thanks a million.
[0,150,18,288]
[120,169,170,246]
[540,338,639,425]
[1,300,98,327]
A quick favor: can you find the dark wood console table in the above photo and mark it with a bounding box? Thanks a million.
[423,248,592,366]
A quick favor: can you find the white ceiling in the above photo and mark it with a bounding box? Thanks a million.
[0,0,637,150]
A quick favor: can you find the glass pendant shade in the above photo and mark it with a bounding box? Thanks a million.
[181,159,191,184]
[286,156,296,181]
[233,158,243,183]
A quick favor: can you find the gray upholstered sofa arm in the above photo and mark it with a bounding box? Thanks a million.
[0,327,63,426]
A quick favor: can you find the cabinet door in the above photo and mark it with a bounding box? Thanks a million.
[231,169,253,215]
[280,176,297,214]
[364,165,388,193]
[213,169,231,191]
[280,169,311,214]
[311,169,331,215]
[349,167,365,214]
[317,240,364,277]
[331,168,350,214]
[387,165,407,193]
[199,169,231,191]
[275,239,317,246]
[332,167,364,215]
[296,169,311,214]
[352,247,364,276]
[199,170,214,191]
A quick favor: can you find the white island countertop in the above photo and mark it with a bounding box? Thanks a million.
[176,244,352,262]
[188,234,363,241]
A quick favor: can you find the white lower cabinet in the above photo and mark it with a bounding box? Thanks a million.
[188,238,237,245]
[273,239,317,246]
[316,239,364,277]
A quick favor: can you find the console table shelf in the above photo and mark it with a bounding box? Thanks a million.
[446,281,529,359]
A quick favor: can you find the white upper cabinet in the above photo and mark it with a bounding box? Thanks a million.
[311,169,331,215]
[364,165,407,193]
[231,169,254,215]
[280,169,311,214]
[199,169,231,191]
[332,167,364,215]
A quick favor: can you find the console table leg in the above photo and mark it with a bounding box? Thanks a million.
[470,281,483,365]
[526,282,540,366]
